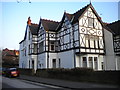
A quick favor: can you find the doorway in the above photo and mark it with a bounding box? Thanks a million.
[52,59,56,68]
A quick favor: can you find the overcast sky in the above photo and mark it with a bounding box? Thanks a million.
[0,1,119,50]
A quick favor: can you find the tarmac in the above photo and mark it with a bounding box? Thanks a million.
[18,74,119,89]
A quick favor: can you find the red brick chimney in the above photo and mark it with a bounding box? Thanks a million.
[27,17,31,25]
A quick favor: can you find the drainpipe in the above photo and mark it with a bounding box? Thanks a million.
[72,25,76,68]
[47,30,49,68]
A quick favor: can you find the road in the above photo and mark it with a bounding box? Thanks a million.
[1,76,66,90]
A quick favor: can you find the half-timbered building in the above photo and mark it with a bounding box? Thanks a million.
[55,3,105,70]
[37,19,59,68]
[19,3,117,71]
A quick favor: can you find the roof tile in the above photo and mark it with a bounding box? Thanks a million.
[107,20,120,35]
[41,19,59,32]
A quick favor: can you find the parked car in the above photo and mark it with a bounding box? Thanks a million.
[5,68,20,77]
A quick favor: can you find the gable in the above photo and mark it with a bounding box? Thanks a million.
[79,7,102,30]
[38,22,45,33]
[57,12,72,31]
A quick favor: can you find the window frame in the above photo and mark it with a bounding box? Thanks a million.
[88,17,94,28]
[50,41,55,51]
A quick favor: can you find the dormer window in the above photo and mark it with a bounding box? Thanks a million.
[88,17,94,28]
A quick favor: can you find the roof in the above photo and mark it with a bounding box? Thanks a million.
[72,4,90,23]
[41,19,59,32]
[66,13,73,21]
[29,23,39,35]
[19,23,38,44]
[57,3,103,30]
[2,48,19,56]
[107,20,120,35]
[20,3,114,44]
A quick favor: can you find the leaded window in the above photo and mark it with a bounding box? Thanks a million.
[50,41,55,51]
[88,17,94,27]
[89,57,93,68]
[94,57,98,70]
[39,42,44,53]
[83,57,87,67]
[34,44,37,54]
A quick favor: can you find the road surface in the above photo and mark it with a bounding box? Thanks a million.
[1,76,66,90]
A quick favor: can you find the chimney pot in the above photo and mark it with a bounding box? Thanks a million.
[27,17,31,25]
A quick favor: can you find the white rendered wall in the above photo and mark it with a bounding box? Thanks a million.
[115,56,120,70]
[38,53,47,69]
[104,29,116,70]
[76,55,80,67]
[58,50,74,68]
[25,26,31,68]
[98,55,104,70]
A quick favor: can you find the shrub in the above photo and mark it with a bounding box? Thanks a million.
[18,68,33,76]
[19,68,120,85]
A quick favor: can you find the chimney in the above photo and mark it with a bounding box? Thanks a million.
[27,17,31,25]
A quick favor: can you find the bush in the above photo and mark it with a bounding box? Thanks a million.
[36,69,49,78]
[35,68,94,81]
[18,68,33,76]
[71,67,93,76]
[19,68,120,85]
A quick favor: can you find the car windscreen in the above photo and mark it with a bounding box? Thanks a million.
[9,68,18,71]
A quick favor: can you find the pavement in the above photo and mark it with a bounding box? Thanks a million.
[18,74,119,89]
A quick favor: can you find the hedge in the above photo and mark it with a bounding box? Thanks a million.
[18,68,120,85]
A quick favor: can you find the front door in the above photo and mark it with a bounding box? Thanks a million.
[52,59,56,68]
[32,60,34,69]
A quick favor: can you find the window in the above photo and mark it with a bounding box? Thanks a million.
[74,24,78,30]
[94,57,98,70]
[95,36,98,48]
[89,57,93,68]
[90,36,94,48]
[32,60,34,69]
[39,42,44,53]
[34,44,37,54]
[50,41,55,51]
[29,31,31,40]
[56,40,60,51]
[88,18,94,27]
[25,48,26,56]
[83,57,87,67]
[86,35,99,49]
[85,35,89,47]
[32,37,37,41]
[29,60,30,69]
[29,45,30,54]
